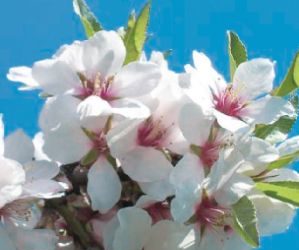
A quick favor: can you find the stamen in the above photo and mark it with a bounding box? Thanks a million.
[200,141,221,168]
[76,72,117,102]
[195,196,229,230]
[137,118,169,148]
[92,131,109,155]
[214,87,246,118]
[144,202,171,224]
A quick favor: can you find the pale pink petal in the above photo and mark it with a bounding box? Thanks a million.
[87,158,122,213]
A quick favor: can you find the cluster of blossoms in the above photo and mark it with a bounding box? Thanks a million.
[3,1,299,250]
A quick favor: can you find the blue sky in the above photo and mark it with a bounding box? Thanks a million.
[0,0,298,249]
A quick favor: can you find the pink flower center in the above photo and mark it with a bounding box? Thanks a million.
[76,73,117,102]
[145,202,172,224]
[195,196,228,229]
[137,118,169,148]
[91,131,109,155]
[214,87,246,118]
[200,141,221,168]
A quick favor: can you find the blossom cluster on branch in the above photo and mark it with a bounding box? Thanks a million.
[2,1,299,249]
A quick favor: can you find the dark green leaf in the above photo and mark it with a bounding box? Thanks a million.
[73,0,103,38]
[232,196,259,248]
[273,52,299,96]
[227,31,248,79]
[256,181,299,207]
[123,2,151,64]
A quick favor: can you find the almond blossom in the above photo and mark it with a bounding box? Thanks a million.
[8,30,161,124]
[180,51,295,132]
[0,118,59,250]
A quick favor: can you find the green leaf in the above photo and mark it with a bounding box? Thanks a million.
[81,149,99,166]
[73,0,103,38]
[256,181,299,207]
[254,96,298,144]
[273,52,299,96]
[227,31,248,79]
[123,2,151,65]
[267,150,299,170]
[163,49,173,59]
[232,196,260,248]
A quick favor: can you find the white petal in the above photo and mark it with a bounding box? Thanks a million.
[11,227,58,250]
[277,135,299,156]
[250,194,295,236]
[170,153,204,199]
[265,168,299,182]
[54,41,85,72]
[213,173,254,206]
[171,195,197,224]
[244,95,295,124]
[111,98,151,119]
[22,179,64,199]
[114,62,161,97]
[32,132,50,161]
[236,136,279,164]
[121,147,173,182]
[199,229,250,250]
[192,51,227,94]
[0,157,25,208]
[77,95,112,119]
[139,178,175,201]
[42,125,90,164]
[179,73,214,111]
[82,30,126,77]
[107,119,142,157]
[179,103,214,145]
[113,207,152,250]
[233,58,275,99]
[102,216,119,250]
[39,95,81,132]
[213,110,248,132]
[0,224,16,250]
[7,66,39,91]
[24,160,60,181]
[32,59,81,95]
[87,158,121,213]
[4,129,34,164]
[222,232,251,250]
[205,149,244,195]
[144,220,196,250]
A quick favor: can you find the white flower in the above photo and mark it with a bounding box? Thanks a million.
[0,117,25,209]
[180,51,295,132]
[103,207,195,250]
[107,77,187,184]
[169,149,254,249]
[9,31,161,125]
[178,102,279,170]
[42,113,121,213]
[4,129,64,199]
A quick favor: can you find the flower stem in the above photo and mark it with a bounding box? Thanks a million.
[48,199,103,250]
